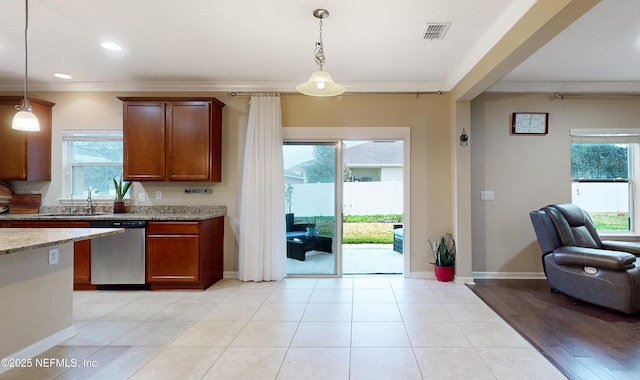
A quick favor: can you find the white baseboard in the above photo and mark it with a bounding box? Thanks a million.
[223,270,545,281]
[406,271,476,285]
[0,326,76,375]
[472,271,546,280]
[405,271,435,279]
[223,271,239,279]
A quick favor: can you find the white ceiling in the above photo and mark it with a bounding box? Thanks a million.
[0,0,638,94]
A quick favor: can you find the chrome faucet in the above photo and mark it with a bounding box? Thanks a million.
[86,186,93,214]
[68,193,77,214]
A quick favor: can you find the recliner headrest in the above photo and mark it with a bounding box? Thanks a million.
[552,204,587,227]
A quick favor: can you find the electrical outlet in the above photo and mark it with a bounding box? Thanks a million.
[155,191,162,200]
[48,248,59,265]
[139,192,146,202]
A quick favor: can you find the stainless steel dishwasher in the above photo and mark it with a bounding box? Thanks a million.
[89,220,146,286]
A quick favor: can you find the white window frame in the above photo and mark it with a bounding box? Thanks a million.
[62,130,124,203]
[571,129,639,233]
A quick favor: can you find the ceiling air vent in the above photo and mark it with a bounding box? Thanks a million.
[423,22,451,40]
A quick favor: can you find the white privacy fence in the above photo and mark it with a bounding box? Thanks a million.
[286,182,403,216]
[572,182,629,212]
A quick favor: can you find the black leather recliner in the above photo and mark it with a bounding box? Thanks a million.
[530,203,640,314]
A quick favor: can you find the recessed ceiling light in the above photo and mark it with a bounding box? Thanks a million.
[100,41,123,51]
[53,73,72,79]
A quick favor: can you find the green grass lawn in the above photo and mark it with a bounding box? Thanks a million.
[299,212,627,243]
[296,215,401,244]
[590,212,629,231]
[343,222,395,244]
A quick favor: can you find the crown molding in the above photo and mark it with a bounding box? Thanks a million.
[488,81,640,93]
[0,79,449,94]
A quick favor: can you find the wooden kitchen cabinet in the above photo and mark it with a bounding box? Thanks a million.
[118,97,224,182]
[4,220,94,290]
[0,97,54,181]
[146,217,223,290]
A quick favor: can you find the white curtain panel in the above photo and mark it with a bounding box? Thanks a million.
[238,94,286,281]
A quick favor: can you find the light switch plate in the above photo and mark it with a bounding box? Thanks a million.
[480,191,495,201]
[139,192,146,202]
[155,191,162,200]
[48,248,59,265]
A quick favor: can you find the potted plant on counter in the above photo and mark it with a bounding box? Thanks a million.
[427,233,456,282]
[113,177,131,213]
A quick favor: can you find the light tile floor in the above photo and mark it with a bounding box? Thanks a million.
[0,277,567,380]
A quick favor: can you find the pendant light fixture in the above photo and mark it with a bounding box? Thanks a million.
[12,0,39,132]
[296,9,345,97]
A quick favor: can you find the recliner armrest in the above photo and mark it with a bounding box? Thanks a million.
[601,240,640,256]
[552,246,636,271]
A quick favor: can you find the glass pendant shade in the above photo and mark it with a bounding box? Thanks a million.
[296,70,345,97]
[12,106,40,132]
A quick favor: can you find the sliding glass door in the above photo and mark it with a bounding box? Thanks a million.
[283,143,337,275]
[342,140,404,275]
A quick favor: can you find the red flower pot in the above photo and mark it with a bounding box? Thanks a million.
[434,265,454,282]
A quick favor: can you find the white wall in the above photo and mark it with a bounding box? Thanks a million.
[471,93,640,275]
[381,167,403,182]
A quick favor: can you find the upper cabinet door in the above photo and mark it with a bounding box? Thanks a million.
[0,97,53,181]
[122,101,166,181]
[167,101,212,181]
[120,97,223,182]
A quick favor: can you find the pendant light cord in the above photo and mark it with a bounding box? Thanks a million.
[19,0,30,111]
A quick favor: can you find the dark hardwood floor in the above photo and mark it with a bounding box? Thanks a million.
[468,279,640,380]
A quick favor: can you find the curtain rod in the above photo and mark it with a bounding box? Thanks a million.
[553,92,640,99]
[230,91,445,97]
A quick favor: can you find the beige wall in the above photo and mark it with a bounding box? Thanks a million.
[0,243,74,360]
[470,92,640,275]
[4,91,453,275]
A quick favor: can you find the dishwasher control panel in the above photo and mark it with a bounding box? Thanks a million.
[89,220,146,228]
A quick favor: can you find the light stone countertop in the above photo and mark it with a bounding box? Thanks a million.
[0,205,226,221]
[0,228,124,256]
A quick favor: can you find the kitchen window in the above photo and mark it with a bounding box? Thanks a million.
[63,131,126,199]
[571,129,638,232]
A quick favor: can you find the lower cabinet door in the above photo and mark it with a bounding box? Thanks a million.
[146,235,200,282]
[73,240,92,288]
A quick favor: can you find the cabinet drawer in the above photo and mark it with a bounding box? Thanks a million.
[146,221,199,235]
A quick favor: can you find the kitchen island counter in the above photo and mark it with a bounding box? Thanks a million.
[0,227,123,370]
[0,227,123,255]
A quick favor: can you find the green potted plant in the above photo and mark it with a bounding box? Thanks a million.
[113,177,131,213]
[427,233,456,282]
